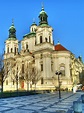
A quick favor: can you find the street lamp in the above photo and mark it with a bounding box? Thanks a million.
[55,71,62,99]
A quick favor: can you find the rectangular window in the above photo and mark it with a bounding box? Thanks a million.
[41,64,43,71]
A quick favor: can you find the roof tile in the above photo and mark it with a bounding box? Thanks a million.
[55,44,68,51]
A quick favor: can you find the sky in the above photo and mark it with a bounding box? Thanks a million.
[0,0,84,61]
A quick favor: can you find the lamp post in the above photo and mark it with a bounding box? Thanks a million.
[55,71,61,99]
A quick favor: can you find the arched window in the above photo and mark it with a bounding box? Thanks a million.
[43,17,45,21]
[11,48,12,53]
[41,17,42,21]
[26,44,28,49]
[7,47,9,53]
[32,28,33,32]
[14,47,16,55]
[40,36,42,43]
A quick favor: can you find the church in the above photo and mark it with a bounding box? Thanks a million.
[3,6,84,91]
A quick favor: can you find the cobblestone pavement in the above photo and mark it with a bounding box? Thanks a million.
[0,91,83,113]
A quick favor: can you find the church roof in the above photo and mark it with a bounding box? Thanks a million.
[23,32,36,38]
[54,42,68,51]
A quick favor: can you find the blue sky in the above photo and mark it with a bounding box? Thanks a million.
[0,0,84,61]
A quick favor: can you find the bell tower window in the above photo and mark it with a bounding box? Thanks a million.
[11,48,12,53]
[14,47,16,55]
[7,47,9,53]
[32,28,33,32]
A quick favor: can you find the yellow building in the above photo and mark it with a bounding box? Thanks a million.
[3,6,84,91]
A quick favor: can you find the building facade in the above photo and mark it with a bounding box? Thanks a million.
[3,6,84,91]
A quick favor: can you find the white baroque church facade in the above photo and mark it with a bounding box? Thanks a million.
[3,6,84,91]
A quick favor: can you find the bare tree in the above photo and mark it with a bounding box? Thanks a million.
[24,63,33,91]
[31,66,41,90]
[24,61,41,91]
[3,59,20,93]
[11,64,21,93]
[0,54,10,93]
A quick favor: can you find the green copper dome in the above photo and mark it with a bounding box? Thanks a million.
[8,20,17,39]
[39,7,47,15]
[9,24,16,33]
[39,6,48,25]
[31,21,37,26]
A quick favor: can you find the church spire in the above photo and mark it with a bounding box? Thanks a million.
[8,19,16,39]
[41,2,44,11]
[12,18,14,26]
[39,4,48,25]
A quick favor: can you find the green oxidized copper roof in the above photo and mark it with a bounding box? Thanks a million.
[23,32,36,38]
[39,7,47,15]
[9,21,16,33]
[7,37,17,41]
[31,23,37,26]
[39,5,48,25]
[7,20,17,40]
[31,21,37,26]
[39,23,49,27]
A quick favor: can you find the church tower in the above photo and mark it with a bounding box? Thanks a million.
[4,20,19,59]
[30,20,37,33]
[35,6,54,51]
